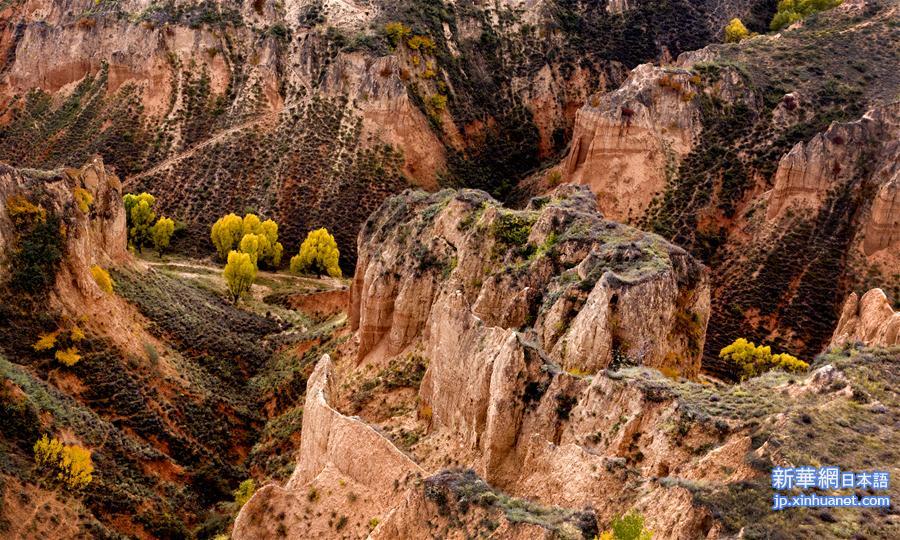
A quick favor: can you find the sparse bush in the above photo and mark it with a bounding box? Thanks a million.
[724,18,750,43]
[719,338,809,380]
[407,35,436,53]
[55,347,82,366]
[290,228,341,278]
[233,478,256,508]
[600,511,653,540]
[33,435,93,490]
[150,217,175,256]
[33,331,58,351]
[6,195,47,224]
[91,265,114,293]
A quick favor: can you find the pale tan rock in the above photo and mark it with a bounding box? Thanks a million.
[233,354,423,539]
[830,289,900,348]
[562,64,702,221]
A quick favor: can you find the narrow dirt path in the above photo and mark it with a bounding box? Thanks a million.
[125,114,276,184]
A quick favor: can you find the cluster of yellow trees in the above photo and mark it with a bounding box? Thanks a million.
[33,435,93,490]
[719,338,809,380]
[124,193,175,256]
[211,213,341,304]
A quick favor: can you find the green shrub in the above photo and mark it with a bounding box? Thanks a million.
[6,197,64,295]
[233,478,256,508]
[384,22,412,48]
[770,0,843,31]
[600,511,653,540]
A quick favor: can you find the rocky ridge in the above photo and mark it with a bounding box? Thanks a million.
[235,189,900,539]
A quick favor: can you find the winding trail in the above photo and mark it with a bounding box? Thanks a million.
[125,113,276,185]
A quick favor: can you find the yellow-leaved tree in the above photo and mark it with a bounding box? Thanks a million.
[239,233,265,267]
[151,217,175,256]
[124,193,156,252]
[33,435,94,490]
[213,213,284,268]
[719,338,808,380]
[223,250,257,304]
[211,213,244,260]
[724,18,750,43]
[290,228,341,278]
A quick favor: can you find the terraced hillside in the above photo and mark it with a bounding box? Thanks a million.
[0,0,774,268]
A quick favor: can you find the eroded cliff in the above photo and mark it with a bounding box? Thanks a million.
[235,188,900,538]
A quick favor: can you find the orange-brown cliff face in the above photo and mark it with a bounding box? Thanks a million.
[0,156,128,304]
[351,186,710,377]
[0,0,777,268]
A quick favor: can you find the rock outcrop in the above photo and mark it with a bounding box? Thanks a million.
[766,103,900,226]
[352,185,709,376]
[0,155,128,306]
[233,354,423,539]
[830,289,900,348]
[562,64,704,221]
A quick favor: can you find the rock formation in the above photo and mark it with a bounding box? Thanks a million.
[830,289,900,348]
[233,354,423,539]
[0,155,128,306]
[766,103,900,226]
[555,3,900,367]
[352,185,709,376]
[0,0,775,268]
[562,64,705,221]
[235,190,899,535]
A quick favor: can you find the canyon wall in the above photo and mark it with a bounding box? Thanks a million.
[554,3,900,372]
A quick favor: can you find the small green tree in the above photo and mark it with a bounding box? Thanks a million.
[151,217,175,256]
[233,479,256,508]
[223,250,256,304]
[600,512,653,540]
[211,213,243,260]
[724,18,750,42]
[770,0,843,31]
[290,228,341,278]
[125,193,157,252]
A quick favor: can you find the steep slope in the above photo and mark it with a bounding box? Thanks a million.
[0,157,351,537]
[545,0,900,374]
[0,0,774,268]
